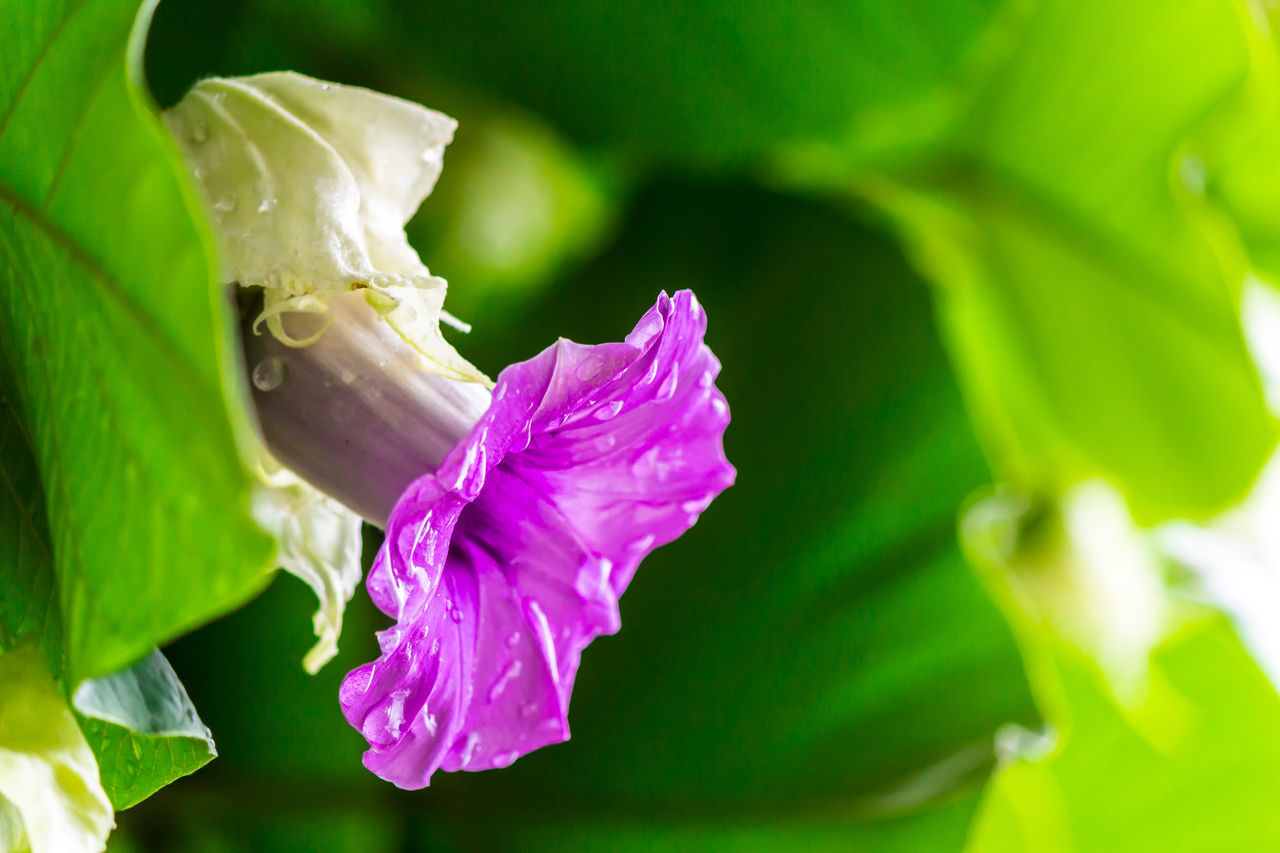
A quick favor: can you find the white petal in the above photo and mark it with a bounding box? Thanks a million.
[251,461,364,673]
[165,72,485,383]
[0,644,113,853]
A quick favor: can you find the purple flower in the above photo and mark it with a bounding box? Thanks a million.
[339,290,734,788]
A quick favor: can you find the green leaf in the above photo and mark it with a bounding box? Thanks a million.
[0,0,272,683]
[0,0,276,811]
[968,618,1280,852]
[149,0,1023,168]
[0,376,217,808]
[836,0,1276,521]
[73,650,216,810]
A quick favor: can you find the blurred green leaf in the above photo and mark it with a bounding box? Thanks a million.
[452,179,1037,817]
[968,618,1280,852]
[122,181,1037,849]
[148,0,1025,168]
[834,0,1277,522]
[408,106,620,322]
[0,0,272,684]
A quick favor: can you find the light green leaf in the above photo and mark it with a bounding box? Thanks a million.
[968,618,1280,852]
[844,0,1276,521]
[0,0,273,683]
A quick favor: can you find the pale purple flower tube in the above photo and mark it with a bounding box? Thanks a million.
[339,290,734,788]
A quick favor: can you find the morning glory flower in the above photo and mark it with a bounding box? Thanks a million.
[165,72,736,782]
[339,290,734,787]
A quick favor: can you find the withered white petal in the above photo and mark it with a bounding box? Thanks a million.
[252,460,364,674]
[165,71,485,383]
[0,644,113,853]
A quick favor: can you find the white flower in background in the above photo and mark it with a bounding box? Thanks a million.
[966,481,1169,701]
[1156,277,1280,687]
[165,72,489,671]
[0,644,113,853]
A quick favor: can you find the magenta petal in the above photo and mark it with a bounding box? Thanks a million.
[340,291,735,788]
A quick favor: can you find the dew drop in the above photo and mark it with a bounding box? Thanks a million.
[506,631,521,648]
[213,195,237,214]
[488,660,523,703]
[252,357,285,391]
[459,732,481,766]
[519,702,538,718]
[321,83,332,91]
[257,197,277,213]
[656,362,680,399]
[594,400,625,421]
[492,751,518,768]
[340,368,357,384]
[190,123,209,143]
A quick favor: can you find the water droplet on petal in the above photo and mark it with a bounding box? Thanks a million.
[190,123,209,143]
[213,195,237,214]
[519,702,538,718]
[340,368,357,384]
[594,400,625,421]
[656,362,680,399]
[506,631,521,648]
[252,357,285,391]
[459,732,481,766]
[488,660,523,703]
[492,750,518,768]
[258,197,277,213]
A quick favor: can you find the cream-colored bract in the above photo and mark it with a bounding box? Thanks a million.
[0,644,113,853]
[165,71,486,384]
[251,459,364,674]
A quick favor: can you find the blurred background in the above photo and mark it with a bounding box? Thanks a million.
[111,0,1280,849]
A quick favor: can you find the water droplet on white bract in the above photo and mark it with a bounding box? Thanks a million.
[321,83,331,91]
[258,198,277,213]
[252,357,285,391]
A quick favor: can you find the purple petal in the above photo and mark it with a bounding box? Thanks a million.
[341,290,735,788]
